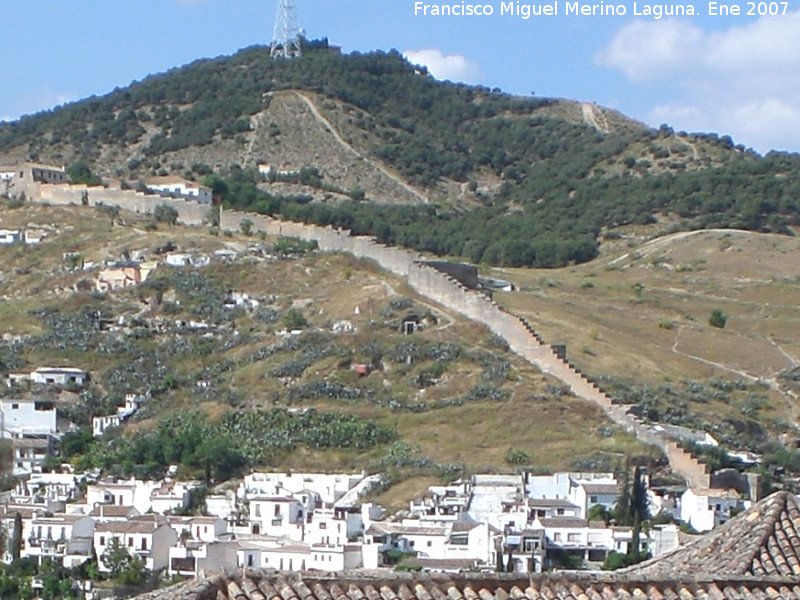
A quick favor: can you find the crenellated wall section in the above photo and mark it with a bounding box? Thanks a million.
[28,185,710,488]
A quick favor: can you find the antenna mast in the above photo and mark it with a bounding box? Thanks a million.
[270,0,302,59]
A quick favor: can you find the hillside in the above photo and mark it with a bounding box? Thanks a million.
[0,201,656,489]
[2,45,800,269]
[493,226,800,455]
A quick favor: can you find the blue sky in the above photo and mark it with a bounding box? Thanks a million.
[2,1,799,154]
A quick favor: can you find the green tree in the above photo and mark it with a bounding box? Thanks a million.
[154,203,179,226]
[101,537,148,585]
[67,160,102,185]
[709,309,727,329]
[10,512,22,562]
[97,203,120,228]
[505,448,530,465]
[203,174,229,203]
[240,218,254,236]
[588,504,611,524]
[283,308,308,330]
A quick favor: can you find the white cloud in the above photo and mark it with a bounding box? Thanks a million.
[595,20,704,82]
[596,11,800,152]
[403,49,482,84]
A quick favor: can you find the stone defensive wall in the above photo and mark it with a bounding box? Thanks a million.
[34,183,211,226]
[28,184,710,488]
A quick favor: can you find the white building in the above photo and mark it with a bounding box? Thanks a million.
[0,166,16,182]
[94,518,177,573]
[93,394,145,437]
[168,516,228,544]
[247,493,306,539]
[150,480,195,515]
[525,472,620,519]
[362,518,496,570]
[169,540,239,577]
[30,367,89,388]
[87,478,157,515]
[0,398,61,475]
[24,513,95,567]
[241,471,367,507]
[145,176,212,204]
[680,488,745,532]
[0,229,22,244]
[14,472,81,505]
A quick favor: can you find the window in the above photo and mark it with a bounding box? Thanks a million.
[553,533,562,541]
[556,508,564,515]
[274,504,281,517]
[11,403,18,409]
[590,496,598,503]
[255,504,261,517]
[100,536,105,545]
[409,541,415,548]
[128,537,134,547]
[319,522,327,529]
[523,538,540,552]
[141,538,147,550]
[427,541,432,547]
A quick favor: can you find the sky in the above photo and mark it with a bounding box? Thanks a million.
[2,1,799,154]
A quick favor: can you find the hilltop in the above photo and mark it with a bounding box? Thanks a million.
[2,45,800,269]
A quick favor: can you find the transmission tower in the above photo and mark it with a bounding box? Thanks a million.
[270,0,302,59]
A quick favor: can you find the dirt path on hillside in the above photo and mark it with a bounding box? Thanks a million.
[294,92,429,204]
[581,103,609,134]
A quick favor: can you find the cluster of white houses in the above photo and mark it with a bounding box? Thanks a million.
[0,364,759,578]
[0,469,726,579]
[0,471,385,578]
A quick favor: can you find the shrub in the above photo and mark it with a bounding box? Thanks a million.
[709,309,727,329]
[283,308,308,330]
[154,203,179,225]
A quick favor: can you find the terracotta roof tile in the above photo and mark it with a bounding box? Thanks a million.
[130,572,800,600]
[624,491,800,578]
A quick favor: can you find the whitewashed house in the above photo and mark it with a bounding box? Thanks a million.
[680,488,745,532]
[0,229,22,244]
[150,480,195,515]
[0,398,61,475]
[94,518,178,573]
[145,176,212,204]
[92,393,145,437]
[238,540,312,572]
[89,504,141,522]
[24,513,95,567]
[247,493,305,539]
[169,540,239,577]
[205,492,238,523]
[167,515,228,544]
[241,471,367,507]
[87,478,156,515]
[14,472,81,505]
[30,367,89,388]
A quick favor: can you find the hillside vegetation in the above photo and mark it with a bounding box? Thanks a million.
[494,225,800,459]
[2,45,800,269]
[0,202,654,485]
